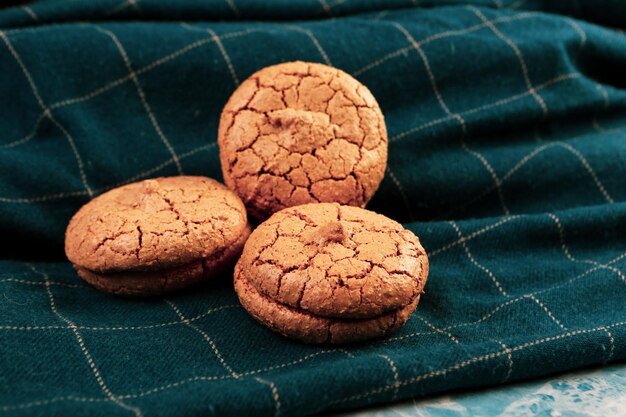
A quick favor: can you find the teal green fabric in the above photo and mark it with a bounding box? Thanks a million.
[1,1,625,416]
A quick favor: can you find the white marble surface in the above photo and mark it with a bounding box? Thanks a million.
[334,365,626,417]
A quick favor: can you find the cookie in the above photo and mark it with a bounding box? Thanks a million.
[65,176,251,296]
[218,61,388,219]
[234,203,428,343]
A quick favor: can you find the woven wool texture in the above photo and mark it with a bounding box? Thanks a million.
[1,1,625,416]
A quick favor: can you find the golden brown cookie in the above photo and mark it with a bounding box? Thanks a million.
[234,203,428,344]
[218,61,388,219]
[65,176,251,296]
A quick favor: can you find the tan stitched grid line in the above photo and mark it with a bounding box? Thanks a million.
[494,340,513,382]
[470,7,548,116]
[330,320,626,406]
[385,166,415,221]
[448,220,508,297]
[548,213,625,284]
[508,0,527,9]
[224,0,240,16]
[106,0,140,17]
[527,294,567,330]
[2,252,624,410]
[445,217,571,331]
[0,304,240,331]
[392,21,510,215]
[181,24,240,86]
[390,73,578,143]
[378,354,401,401]
[435,136,618,221]
[0,278,86,288]
[6,250,623,334]
[0,143,216,203]
[416,316,460,344]
[22,6,39,22]
[601,327,615,363]
[372,10,389,21]
[353,12,537,77]
[1,27,258,150]
[384,251,626,345]
[94,26,184,175]
[318,0,333,16]
[165,300,239,378]
[0,112,46,149]
[0,22,577,205]
[254,377,281,417]
[286,25,333,66]
[28,264,143,417]
[430,215,520,257]
[0,31,94,196]
[0,72,577,204]
[593,84,610,133]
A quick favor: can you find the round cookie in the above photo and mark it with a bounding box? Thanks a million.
[65,176,251,296]
[218,61,388,219]
[234,203,428,344]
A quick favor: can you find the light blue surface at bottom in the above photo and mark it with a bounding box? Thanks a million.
[335,365,626,417]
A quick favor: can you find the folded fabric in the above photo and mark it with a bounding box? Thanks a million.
[0,1,625,416]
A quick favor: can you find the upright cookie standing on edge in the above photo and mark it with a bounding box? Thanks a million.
[65,176,251,297]
[218,61,388,219]
[234,203,429,344]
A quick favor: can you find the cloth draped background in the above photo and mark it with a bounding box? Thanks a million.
[0,1,625,416]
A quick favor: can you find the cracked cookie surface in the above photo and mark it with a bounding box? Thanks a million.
[218,61,388,219]
[235,203,428,343]
[65,176,251,296]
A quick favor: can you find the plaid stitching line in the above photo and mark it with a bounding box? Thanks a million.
[435,137,618,221]
[378,354,401,401]
[106,0,141,17]
[390,73,579,143]
[391,20,510,216]
[329,320,626,407]
[0,143,216,203]
[494,340,514,382]
[165,300,240,378]
[0,21,579,204]
[21,6,38,22]
[181,23,240,86]
[0,31,94,197]
[446,220,568,331]
[2,250,624,411]
[547,213,625,284]
[354,12,537,77]
[0,304,240,331]
[385,251,626,344]
[5,248,624,335]
[431,15,615,220]
[0,7,624,415]
[448,220,508,297]
[27,264,143,417]
[0,350,345,411]
[1,26,257,150]
[469,6,548,116]
[254,377,281,417]
[93,26,184,175]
